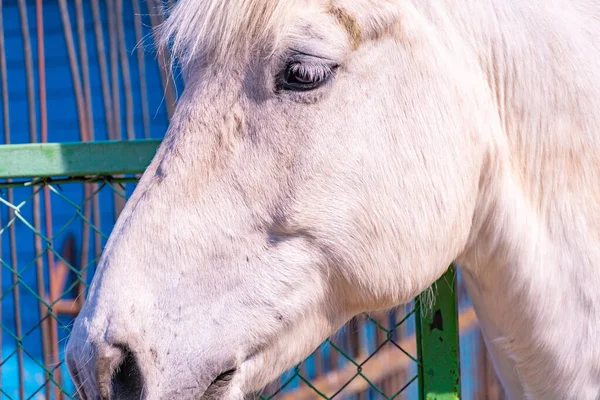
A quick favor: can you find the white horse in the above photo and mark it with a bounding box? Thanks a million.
[66,0,600,398]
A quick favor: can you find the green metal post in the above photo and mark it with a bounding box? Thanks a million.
[416,265,461,400]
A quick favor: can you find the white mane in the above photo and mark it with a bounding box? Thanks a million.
[155,0,299,65]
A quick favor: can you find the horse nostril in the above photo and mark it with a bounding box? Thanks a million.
[202,368,237,399]
[96,345,145,400]
[110,346,145,399]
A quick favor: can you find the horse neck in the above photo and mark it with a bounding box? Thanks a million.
[442,0,600,398]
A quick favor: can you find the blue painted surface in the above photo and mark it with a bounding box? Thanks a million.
[0,1,174,398]
[0,1,481,399]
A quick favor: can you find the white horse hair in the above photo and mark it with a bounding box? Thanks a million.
[66,0,600,399]
[155,0,295,64]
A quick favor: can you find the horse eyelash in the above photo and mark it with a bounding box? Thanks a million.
[288,62,334,82]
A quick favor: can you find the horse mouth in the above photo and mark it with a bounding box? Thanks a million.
[201,368,237,399]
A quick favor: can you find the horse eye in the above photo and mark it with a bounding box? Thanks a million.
[280,61,336,91]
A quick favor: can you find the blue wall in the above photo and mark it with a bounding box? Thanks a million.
[1,1,174,397]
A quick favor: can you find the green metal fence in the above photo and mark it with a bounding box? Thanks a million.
[0,140,461,400]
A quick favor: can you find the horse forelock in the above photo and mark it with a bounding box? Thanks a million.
[154,0,402,67]
[155,0,300,66]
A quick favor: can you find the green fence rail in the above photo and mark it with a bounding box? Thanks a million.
[0,140,460,399]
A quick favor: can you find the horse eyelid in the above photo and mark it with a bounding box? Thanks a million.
[287,47,338,62]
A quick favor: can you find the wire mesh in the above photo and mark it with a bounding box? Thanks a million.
[0,176,424,400]
[0,177,132,399]
[258,308,422,400]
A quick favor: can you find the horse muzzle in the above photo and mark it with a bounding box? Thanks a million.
[66,333,244,400]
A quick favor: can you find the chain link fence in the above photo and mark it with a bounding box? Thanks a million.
[0,176,132,399]
[0,171,431,399]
